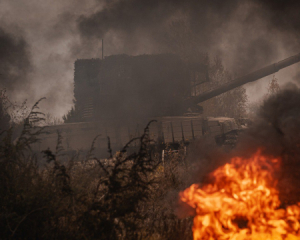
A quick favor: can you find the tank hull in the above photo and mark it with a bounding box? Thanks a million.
[33,116,238,158]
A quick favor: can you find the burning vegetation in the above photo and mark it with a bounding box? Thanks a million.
[180,150,300,240]
[179,88,300,240]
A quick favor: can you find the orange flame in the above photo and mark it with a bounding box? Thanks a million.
[180,150,300,240]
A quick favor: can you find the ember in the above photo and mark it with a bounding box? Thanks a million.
[180,150,300,240]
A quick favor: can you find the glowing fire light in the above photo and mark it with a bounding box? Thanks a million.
[180,150,300,240]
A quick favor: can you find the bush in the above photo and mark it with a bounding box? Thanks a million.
[0,103,193,239]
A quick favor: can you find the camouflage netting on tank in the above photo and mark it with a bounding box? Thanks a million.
[72,54,207,123]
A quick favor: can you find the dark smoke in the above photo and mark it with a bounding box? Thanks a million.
[0,28,31,92]
[237,88,300,157]
[77,0,239,40]
[238,88,300,204]
[257,0,300,33]
[77,0,300,75]
[0,1,99,117]
[185,88,300,206]
[77,0,242,59]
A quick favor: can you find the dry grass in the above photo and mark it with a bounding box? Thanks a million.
[0,105,193,240]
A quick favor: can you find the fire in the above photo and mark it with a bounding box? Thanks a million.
[180,150,300,240]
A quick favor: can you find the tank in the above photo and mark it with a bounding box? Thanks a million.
[33,53,300,156]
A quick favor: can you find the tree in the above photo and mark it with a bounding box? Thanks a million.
[63,106,81,123]
[246,75,280,119]
[0,89,11,131]
[164,19,248,119]
[200,56,248,119]
[267,75,280,96]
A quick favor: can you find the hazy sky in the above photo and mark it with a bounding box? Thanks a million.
[1,0,300,118]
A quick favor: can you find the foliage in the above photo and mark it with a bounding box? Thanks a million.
[247,75,280,119]
[63,106,81,123]
[8,99,29,125]
[0,103,194,239]
[267,75,280,96]
[0,89,11,131]
[140,147,193,240]
[0,88,32,142]
[44,113,63,126]
[200,56,248,119]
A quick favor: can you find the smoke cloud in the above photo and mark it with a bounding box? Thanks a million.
[0,28,31,94]
[184,88,300,206]
[1,0,300,117]
[0,0,100,117]
[240,88,300,203]
[77,0,300,103]
[77,0,300,73]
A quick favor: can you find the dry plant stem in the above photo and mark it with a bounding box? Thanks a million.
[10,207,47,237]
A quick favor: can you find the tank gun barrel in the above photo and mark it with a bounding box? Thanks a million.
[189,52,300,104]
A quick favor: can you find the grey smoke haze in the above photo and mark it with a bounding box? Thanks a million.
[0,0,101,117]
[1,0,300,117]
[0,28,31,94]
[239,88,300,204]
[77,0,300,73]
[182,88,300,209]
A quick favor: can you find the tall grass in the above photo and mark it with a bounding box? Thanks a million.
[0,102,193,240]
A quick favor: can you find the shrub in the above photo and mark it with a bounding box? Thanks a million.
[0,100,193,239]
